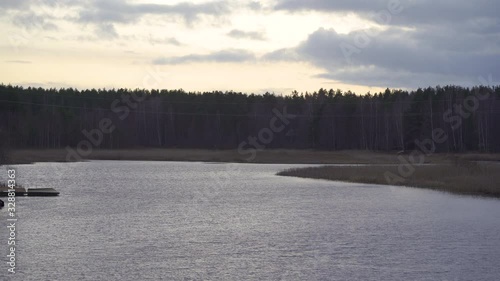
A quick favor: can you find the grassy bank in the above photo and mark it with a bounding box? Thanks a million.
[277,162,500,198]
[6,148,500,165]
[5,149,500,198]
[5,149,415,164]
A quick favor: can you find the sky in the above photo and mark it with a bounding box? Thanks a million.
[0,0,498,94]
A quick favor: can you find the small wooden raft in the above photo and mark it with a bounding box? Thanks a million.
[0,187,60,197]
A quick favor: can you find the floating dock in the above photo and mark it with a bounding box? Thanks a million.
[0,187,59,197]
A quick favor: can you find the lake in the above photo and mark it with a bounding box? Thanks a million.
[1,161,500,280]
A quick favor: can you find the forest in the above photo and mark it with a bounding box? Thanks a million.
[1,84,499,153]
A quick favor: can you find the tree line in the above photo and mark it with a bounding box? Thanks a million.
[1,84,499,153]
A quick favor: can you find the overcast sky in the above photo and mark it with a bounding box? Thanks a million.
[1,0,498,94]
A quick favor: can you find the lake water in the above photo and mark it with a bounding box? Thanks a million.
[1,161,500,280]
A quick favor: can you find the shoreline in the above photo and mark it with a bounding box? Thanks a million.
[4,149,499,199]
[277,163,500,199]
[6,148,500,165]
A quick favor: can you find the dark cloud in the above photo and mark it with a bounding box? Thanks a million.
[267,25,499,88]
[389,1,498,28]
[153,49,256,65]
[227,29,265,40]
[316,68,474,89]
[275,0,498,27]
[275,0,500,39]
[268,0,500,88]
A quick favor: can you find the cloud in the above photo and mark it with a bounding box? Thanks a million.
[3,0,497,90]
[1,0,234,40]
[149,36,183,46]
[16,81,76,89]
[247,1,263,10]
[12,11,58,30]
[5,60,32,64]
[78,0,230,25]
[95,22,118,39]
[72,0,232,38]
[275,0,499,31]
[4,1,62,32]
[266,25,500,88]
[153,49,256,65]
[263,48,300,61]
[315,68,470,89]
[275,0,389,14]
[390,1,498,29]
[227,29,266,40]
[0,0,31,10]
[264,0,500,88]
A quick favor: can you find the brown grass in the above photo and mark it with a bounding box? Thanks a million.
[8,149,406,164]
[277,162,500,198]
[8,148,500,165]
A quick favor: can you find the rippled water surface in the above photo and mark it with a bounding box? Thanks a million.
[1,161,500,280]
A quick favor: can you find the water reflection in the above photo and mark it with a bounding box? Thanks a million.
[1,161,499,280]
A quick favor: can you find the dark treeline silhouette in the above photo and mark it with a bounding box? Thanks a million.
[1,84,499,152]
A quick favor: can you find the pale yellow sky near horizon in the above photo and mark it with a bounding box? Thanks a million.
[0,0,388,94]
